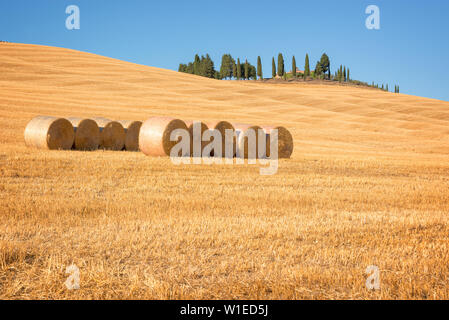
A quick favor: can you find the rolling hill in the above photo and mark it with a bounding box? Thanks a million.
[1,43,448,158]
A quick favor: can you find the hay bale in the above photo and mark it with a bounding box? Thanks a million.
[207,121,236,157]
[264,126,294,159]
[185,121,209,157]
[93,118,126,151]
[139,117,188,157]
[119,120,143,151]
[24,116,74,150]
[234,123,263,159]
[68,117,100,151]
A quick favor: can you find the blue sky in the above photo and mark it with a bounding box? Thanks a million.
[1,0,449,101]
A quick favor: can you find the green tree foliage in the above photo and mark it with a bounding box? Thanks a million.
[277,53,284,77]
[292,55,297,78]
[193,54,201,75]
[178,54,216,79]
[220,54,235,79]
[319,53,330,79]
[314,61,323,78]
[232,60,237,79]
[257,56,262,80]
[237,58,241,80]
[347,68,350,81]
[244,59,249,79]
[304,54,310,78]
[272,57,276,78]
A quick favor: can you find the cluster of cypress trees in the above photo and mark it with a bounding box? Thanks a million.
[220,54,257,80]
[335,65,350,82]
[178,54,217,79]
[179,54,257,80]
[178,53,399,91]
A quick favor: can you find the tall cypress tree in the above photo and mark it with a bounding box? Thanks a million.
[232,60,237,80]
[319,53,330,79]
[244,59,249,80]
[343,66,347,82]
[292,56,297,78]
[236,58,241,80]
[272,57,276,78]
[347,68,350,81]
[193,54,200,75]
[257,56,262,80]
[304,54,310,78]
[277,53,284,77]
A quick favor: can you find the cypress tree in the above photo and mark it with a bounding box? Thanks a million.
[292,56,297,78]
[257,56,263,80]
[232,60,237,80]
[347,68,350,81]
[194,54,201,75]
[236,58,241,80]
[277,53,284,77]
[244,59,249,80]
[304,54,310,78]
[319,53,330,79]
[272,57,276,78]
[386,84,389,92]
[343,66,347,82]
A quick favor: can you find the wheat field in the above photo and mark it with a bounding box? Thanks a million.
[1,43,449,299]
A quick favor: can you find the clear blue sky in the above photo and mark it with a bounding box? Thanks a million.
[1,0,449,101]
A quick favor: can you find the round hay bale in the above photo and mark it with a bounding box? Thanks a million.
[24,116,74,150]
[207,121,236,157]
[139,117,188,157]
[185,121,209,157]
[234,123,263,159]
[119,120,143,151]
[68,117,100,151]
[264,126,294,159]
[93,118,126,151]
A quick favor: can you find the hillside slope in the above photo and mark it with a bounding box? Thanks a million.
[1,43,448,158]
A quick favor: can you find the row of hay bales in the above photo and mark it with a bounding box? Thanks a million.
[24,116,142,151]
[24,116,293,158]
[139,117,293,159]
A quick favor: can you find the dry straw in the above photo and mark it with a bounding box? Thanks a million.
[119,120,143,151]
[94,118,126,151]
[139,117,188,157]
[185,121,209,157]
[24,116,74,150]
[234,123,263,159]
[264,126,294,159]
[207,121,236,157]
[68,117,100,151]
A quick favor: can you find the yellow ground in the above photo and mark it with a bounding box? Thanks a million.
[1,43,448,299]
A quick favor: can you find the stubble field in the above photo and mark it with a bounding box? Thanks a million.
[1,43,449,299]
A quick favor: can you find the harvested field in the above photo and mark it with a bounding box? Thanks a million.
[1,43,449,299]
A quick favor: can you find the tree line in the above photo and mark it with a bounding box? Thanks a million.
[178,53,399,93]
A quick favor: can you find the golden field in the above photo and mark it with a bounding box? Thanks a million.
[1,43,449,299]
